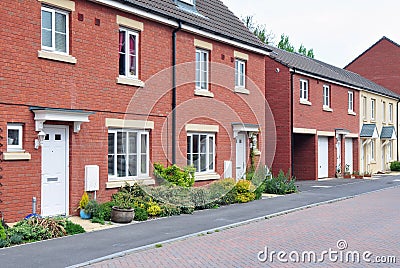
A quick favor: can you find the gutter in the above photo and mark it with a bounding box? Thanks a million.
[172,21,182,165]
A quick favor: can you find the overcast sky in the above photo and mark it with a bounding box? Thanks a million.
[222,0,400,68]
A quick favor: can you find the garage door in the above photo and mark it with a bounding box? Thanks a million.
[345,139,353,174]
[318,137,329,178]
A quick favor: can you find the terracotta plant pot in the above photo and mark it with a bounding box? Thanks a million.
[343,174,352,179]
[354,175,363,179]
[111,206,135,223]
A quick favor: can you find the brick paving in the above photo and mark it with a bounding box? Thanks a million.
[88,187,400,268]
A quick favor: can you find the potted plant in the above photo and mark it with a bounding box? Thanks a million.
[363,171,372,178]
[111,192,134,224]
[343,164,351,178]
[352,171,363,179]
[78,192,91,219]
[335,164,342,178]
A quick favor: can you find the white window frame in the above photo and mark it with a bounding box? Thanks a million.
[187,133,215,174]
[119,28,139,79]
[7,124,23,151]
[371,99,376,120]
[348,91,354,112]
[389,103,393,123]
[323,85,330,107]
[235,59,246,89]
[383,101,387,123]
[362,96,367,120]
[41,6,69,54]
[195,49,209,91]
[108,129,149,181]
[300,79,309,101]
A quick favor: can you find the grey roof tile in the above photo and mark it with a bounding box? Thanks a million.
[360,124,378,138]
[268,46,400,99]
[381,126,396,139]
[118,0,269,51]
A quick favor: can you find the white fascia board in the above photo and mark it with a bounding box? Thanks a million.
[89,0,269,56]
[291,69,362,91]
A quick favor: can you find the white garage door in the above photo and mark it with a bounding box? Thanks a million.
[318,137,329,178]
[345,139,353,174]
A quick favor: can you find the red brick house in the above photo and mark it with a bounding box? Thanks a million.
[0,0,270,222]
[345,36,400,94]
[266,47,362,180]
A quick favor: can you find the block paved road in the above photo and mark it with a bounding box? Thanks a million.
[88,186,400,268]
[0,175,399,267]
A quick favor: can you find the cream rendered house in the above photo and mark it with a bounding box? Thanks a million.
[360,91,398,173]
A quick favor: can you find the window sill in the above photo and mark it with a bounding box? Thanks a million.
[116,77,145,87]
[3,152,31,161]
[348,110,356,116]
[195,173,220,181]
[370,119,376,123]
[388,122,394,125]
[106,178,155,189]
[323,106,333,112]
[38,50,77,64]
[300,99,312,106]
[370,160,377,164]
[194,90,214,98]
[234,87,250,95]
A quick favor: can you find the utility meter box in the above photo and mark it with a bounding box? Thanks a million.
[85,165,99,191]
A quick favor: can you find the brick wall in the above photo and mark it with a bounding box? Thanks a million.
[346,38,400,94]
[0,0,266,221]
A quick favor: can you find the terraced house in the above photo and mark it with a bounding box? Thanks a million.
[0,0,270,222]
[265,47,399,180]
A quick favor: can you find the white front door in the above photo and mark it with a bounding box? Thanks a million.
[236,133,246,180]
[318,137,329,178]
[336,138,341,173]
[345,139,353,174]
[41,125,69,217]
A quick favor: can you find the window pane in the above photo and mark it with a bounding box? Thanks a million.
[108,155,114,175]
[42,10,52,29]
[193,154,199,171]
[141,134,147,153]
[117,132,126,154]
[128,155,137,176]
[117,155,126,177]
[55,32,66,52]
[8,129,19,145]
[55,13,66,33]
[200,154,206,172]
[119,30,126,75]
[192,135,199,153]
[129,55,136,76]
[200,135,207,153]
[141,155,147,174]
[209,153,214,170]
[128,132,137,154]
[42,29,52,47]
[187,135,191,154]
[108,133,115,154]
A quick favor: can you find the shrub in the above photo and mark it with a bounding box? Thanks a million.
[147,203,162,216]
[159,204,181,217]
[390,161,400,171]
[180,206,194,214]
[134,207,148,221]
[153,163,195,187]
[264,170,297,195]
[112,190,135,209]
[99,201,115,221]
[79,192,89,210]
[208,178,236,205]
[234,180,256,203]
[0,238,9,248]
[9,219,52,242]
[85,199,100,218]
[189,187,215,210]
[0,224,6,240]
[65,221,86,235]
